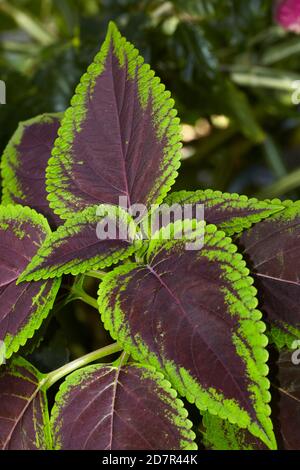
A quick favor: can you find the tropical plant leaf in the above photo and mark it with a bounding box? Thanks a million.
[98,220,276,449]
[0,205,61,358]
[202,413,267,450]
[1,113,62,228]
[50,362,197,450]
[18,204,140,281]
[152,189,284,236]
[0,357,51,450]
[202,349,300,450]
[274,349,300,450]
[47,21,181,220]
[237,200,300,348]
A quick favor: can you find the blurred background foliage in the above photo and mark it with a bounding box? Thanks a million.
[1,0,300,367]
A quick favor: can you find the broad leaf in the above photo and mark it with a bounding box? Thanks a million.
[237,201,300,348]
[1,113,62,228]
[159,189,284,236]
[47,21,181,220]
[98,220,276,449]
[273,349,300,450]
[0,357,51,450]
[203,350,300,450]
[0,205,61,358]
[202,413,267,450]
[51,362,196,450]
[18,205,140,281]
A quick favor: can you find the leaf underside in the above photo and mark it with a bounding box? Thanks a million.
[0,357,50,450]
[51,362,196,450]
[237,200,300,348]
[47,21,181,220]
[98,220,276,449]
[1,113,62,228]
[0,205,61,357]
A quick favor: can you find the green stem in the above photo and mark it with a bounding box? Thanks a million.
[71,286,98,309]
[44,343,123,389]
[86,270,107,280]
[231,71,296,91]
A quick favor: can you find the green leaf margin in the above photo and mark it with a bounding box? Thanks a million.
[50,361,198,450]
[46,21,182,220]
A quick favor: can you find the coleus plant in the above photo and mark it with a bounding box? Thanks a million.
[0,22,299,451]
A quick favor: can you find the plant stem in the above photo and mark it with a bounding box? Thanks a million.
[70,286,98,309]
[86,270,107,280]
[231,71,296,91]
[44,343,123,389]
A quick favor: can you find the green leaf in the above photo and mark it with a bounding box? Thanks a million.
[202,413,267,450]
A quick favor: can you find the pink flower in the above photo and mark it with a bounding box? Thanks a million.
[275,0,300,33]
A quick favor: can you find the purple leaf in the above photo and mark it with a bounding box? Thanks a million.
[274,350,300,450]
[51,363,196,450]
[154,189,284,236]
[19,205,140,281]
[237,201,300,346]
[203,350,300,450]
[47,22,181,219]
[99,221,276,449]
[0,357,51,450]
[1,114,62,228]
[0,205,61,358]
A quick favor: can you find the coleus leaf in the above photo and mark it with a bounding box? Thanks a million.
[157,189,284,236]
[202,349,300,450]
[47,21,181,220]
[1,113,62,228]
[202,413,267,450]
[237,200,300,348]
[0,357,51,450]
[274,349,300,450]
[18,205,140,281]
[98,220,276,449]
[0,205,61,358]
[51,362,196,450]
